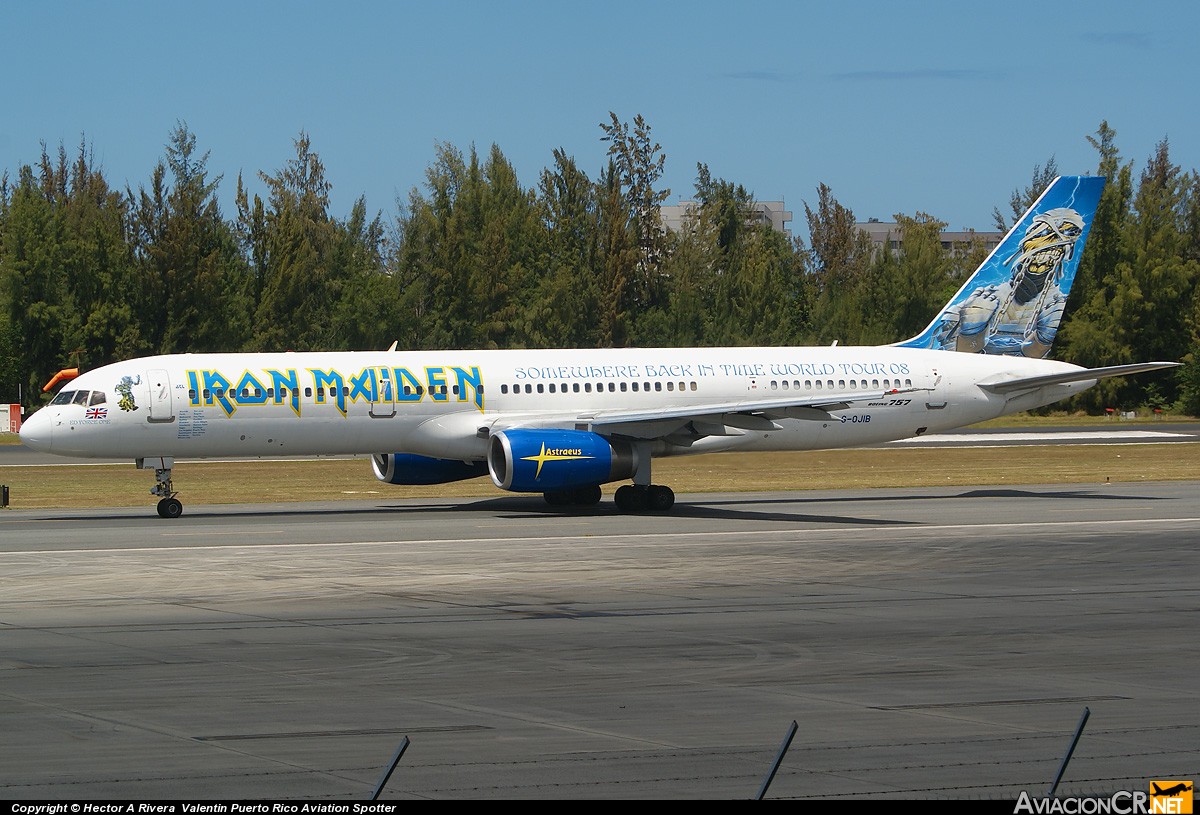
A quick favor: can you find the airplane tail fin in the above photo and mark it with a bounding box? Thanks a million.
[897,175,1106,358]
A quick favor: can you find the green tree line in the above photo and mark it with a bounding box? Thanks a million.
[2,118,1199,414]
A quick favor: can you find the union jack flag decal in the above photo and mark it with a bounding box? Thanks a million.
[85,407,108,419]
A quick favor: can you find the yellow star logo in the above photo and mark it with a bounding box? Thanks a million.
[521,442,592,479]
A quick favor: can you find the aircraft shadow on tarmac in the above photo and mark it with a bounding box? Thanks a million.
[35,498,908,527]
[31,486,1160,527]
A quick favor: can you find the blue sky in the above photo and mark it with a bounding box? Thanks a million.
[2,0,1197,234]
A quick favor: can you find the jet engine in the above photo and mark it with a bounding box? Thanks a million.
[371,453,488,485]
[487,429,638,492]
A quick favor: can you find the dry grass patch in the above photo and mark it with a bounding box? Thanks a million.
[3,443,1199,510]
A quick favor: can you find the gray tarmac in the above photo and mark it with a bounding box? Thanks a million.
[1,481,1198,800]
[4,423,1200,467]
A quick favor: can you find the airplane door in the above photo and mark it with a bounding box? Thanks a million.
[147,369,175,422]
[369,367,397,418]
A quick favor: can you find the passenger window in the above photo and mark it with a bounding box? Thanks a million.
[632,382,639,392]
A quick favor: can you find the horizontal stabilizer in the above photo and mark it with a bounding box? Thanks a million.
[977,361,1181,395]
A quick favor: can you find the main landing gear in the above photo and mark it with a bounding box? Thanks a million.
[543,440,676,513]
[139,457,183,518]
[543,483,675,512]
[613,483,675,512]
[543,484,603,506]
[613,440,674,512]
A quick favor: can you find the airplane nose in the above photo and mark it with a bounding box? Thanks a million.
[18,409,53,452]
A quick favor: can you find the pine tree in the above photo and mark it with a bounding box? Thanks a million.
[804,183,873,344]
[130,122,250,354]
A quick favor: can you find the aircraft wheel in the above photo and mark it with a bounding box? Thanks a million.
[614,484,647,513]
[157,497,183,519]
[571,484,602,505]
[647,485,675,511]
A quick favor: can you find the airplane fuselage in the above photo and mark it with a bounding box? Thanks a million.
[21,345,1092,462]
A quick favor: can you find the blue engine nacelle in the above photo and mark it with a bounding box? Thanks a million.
[487,429,638,493]
[371,453,489,485]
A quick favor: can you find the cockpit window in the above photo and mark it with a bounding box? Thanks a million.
[49,389,105,406]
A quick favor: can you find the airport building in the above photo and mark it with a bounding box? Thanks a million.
[856,218,1003,256]
[660,201,999,253]
[660,200,793,237]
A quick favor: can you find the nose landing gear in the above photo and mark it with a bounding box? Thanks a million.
[139,457,183,518]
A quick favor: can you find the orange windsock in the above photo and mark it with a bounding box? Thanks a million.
[42,368,80,392]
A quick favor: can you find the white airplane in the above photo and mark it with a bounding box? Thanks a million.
[18,175,1178,517]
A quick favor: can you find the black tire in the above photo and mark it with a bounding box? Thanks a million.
[543,490,572,506]
[157,497,183,519]
[614,484,648,513]
[647,485,675,511]
[571,484,602,505]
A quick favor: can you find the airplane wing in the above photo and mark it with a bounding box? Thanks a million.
[977,361,1181,395]
[488,387,913,440]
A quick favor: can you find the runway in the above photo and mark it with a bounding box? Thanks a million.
[3,422,1199,466]
[1,483,1198,800]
